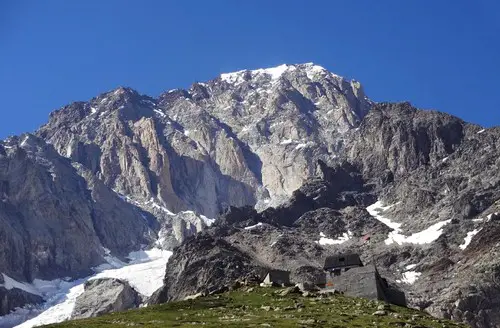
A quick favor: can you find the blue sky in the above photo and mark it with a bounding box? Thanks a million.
[1,0,499,138]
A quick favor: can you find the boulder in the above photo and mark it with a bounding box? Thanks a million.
[71,278,142,319]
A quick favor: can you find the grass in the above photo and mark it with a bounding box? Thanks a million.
[42,287,467,328]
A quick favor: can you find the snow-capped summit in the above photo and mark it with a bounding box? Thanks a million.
[219,63,343,85]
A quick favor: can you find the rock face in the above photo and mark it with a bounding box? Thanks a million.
[37,64,371,220]
[150,102,500,328]
[1,63,500,327]
[0,274,43,316]
[0,287,43,316]
[1,63,371,314]
[0,134,153,282]
[71,278,141,319]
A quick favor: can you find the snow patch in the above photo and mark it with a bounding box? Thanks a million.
[366,201,400,231]
[400,271,421,284]
[153,109,166,118]
[244,222,263,230]
[280,138,294,145]
[367,201,451,245]
[477,129,486,134]
[304,63,328,80]
[240,125,253,133]
[147,198,175,215]
[401,220,451,245]
[317,231,353,245]
[253,64,290,80]
[459,229,481,250]
[295,141,315,150]
[200,214,215,227]
[486,213,498,222]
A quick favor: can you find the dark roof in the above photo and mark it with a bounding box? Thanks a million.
[324,253,363,270]
[266,269,290,279]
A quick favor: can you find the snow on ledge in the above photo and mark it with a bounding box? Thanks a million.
[317,231,353,245]
[400,271,421,284]
[280,138,295,145]
[366,201,451,245]
[405,264,417,270]
[244,222,263,230]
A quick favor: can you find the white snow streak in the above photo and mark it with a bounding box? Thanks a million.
[244,222,263,230]
[199,214,215,227]
[294,141,315,150]
[366,201,451,245]
[147,198,175,215]
[405,264,417,270]
[317,231,353,245]
[153,109,166,118]
[280,139,294,145]
[221,64,291,85]
[459,229,481,250]
[401,271,421,284]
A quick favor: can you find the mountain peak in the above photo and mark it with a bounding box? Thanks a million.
[219,63,343,85]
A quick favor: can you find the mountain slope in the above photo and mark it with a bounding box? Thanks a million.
[150,102,500,328]
[42,287,467,328]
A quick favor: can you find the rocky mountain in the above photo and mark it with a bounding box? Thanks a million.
[0,134,155,316]
[37,63,371,219]
[1,63,499,327]
[150,102,500,328]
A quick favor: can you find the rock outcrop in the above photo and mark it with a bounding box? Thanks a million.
[0,272,43,316]
[71,278,142,319]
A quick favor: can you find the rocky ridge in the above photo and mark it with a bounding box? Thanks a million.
[37,63,371,220]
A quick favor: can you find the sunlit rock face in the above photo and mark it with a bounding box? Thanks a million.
[38,63,372,219]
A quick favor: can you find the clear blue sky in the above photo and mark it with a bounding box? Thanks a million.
[1,0,499,138]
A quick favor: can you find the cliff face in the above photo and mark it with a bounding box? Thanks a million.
[37,64,371,219]
[0,134,153,282]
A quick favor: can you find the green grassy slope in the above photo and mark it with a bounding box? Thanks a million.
[42,287,467,328]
